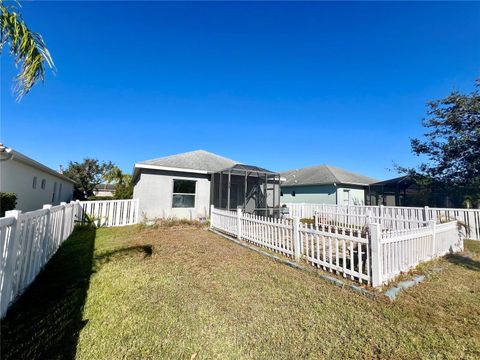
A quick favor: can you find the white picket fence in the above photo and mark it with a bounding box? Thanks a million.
[79,199,139,227]
[285,203,480,240]
[0,198,140,318]
[211,206,461,287]
[370,221,461,285]
[211,207,370,284]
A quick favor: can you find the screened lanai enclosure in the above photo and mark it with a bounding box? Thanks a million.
[211,164,281,217]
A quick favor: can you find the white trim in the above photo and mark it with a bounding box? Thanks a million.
[134,163,209,174]
[7,149,76,184]
[283,181,372,187]
[171,178,197,209]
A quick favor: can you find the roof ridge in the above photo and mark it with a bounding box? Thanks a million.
[280,163,328,173]
[139,149,238,164]
[323,164,341,183]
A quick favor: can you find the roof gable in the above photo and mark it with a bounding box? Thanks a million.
[136,150,237,173]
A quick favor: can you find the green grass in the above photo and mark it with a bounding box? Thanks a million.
[2,226,480,359]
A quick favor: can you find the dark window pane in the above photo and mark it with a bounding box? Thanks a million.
[172,194,195,208]
[173,180,196,194]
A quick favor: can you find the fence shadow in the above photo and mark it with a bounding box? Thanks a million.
[445,253,480,272]
[0,226,96,360]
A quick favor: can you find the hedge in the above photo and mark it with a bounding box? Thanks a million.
[1,192,17,217]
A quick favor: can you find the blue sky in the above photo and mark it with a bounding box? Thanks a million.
[1,1,479,180]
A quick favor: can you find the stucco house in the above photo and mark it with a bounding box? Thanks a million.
[280,164,378,205]
[0,145,75,212]
[133,150,281,220]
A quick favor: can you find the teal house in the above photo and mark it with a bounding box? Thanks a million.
[280,165,378,206]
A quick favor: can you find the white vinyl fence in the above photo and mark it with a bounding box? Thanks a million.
[285,203,480,240]
[0,198,140,318]
[211,205,462,287]
[370,220,461,285]
[78,199,139,227]
[211,207,370,284]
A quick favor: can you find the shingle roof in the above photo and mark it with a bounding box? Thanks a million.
[136,150,237,173]
[281,164,379,187]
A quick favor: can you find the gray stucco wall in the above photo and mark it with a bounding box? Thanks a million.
[280,185,337,204]
[0,159,74,212]
[133,169,211,220]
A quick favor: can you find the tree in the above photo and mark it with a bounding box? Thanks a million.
[0,0,55,99]
[104,165,133,199]
[63,159,114,200]
[398,79,480,206]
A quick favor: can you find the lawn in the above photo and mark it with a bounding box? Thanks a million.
[2,223,480,359]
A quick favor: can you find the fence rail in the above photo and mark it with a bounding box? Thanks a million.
[211,206,462,287]
[0,198,140,318]
[285,203,480,240]
[211,207,371,284]
[78,199,139,227]
[0,202,76,318]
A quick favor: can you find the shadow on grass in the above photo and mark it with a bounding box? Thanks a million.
[1,227,96,360]
[445,253,480,272]
[94,244,152,267]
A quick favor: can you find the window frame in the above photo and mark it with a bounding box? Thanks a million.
[32,176,37,189]
[171,179,196,209]
[41,179,46,190]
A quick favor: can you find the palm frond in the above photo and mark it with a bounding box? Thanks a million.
[0,1,55,100]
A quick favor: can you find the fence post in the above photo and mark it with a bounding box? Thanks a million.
[430,219,437,257]
[293,216,301,262]
[1,210,22,317]
[237,207,242,240]
[59,202,67,242]
[74,200,81,224]
[41,204,53,264]
[424,206,430,222]
[369,222,383,287]
[210,205,214,229]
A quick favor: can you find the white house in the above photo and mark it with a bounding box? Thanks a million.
[133,150,281,220]
[0,145,75,212]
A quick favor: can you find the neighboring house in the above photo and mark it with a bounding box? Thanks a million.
[280,164,378,205]
[94,183,115,198]
[133,150,280,220]
[0,145,75,212]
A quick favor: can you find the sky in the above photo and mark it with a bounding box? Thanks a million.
[1,1,479,180]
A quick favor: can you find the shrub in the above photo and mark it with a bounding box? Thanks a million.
[86,195,114,201]
[0,192,17,217]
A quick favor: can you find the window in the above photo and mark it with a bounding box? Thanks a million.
[343,189,350,205]
[291,191,296,197]
[172,179,196,208]
[32,176,37,189]
[41,179,46,190]
[59,184,63,200]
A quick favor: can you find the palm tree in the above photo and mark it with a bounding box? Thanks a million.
[0,0,55,99]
